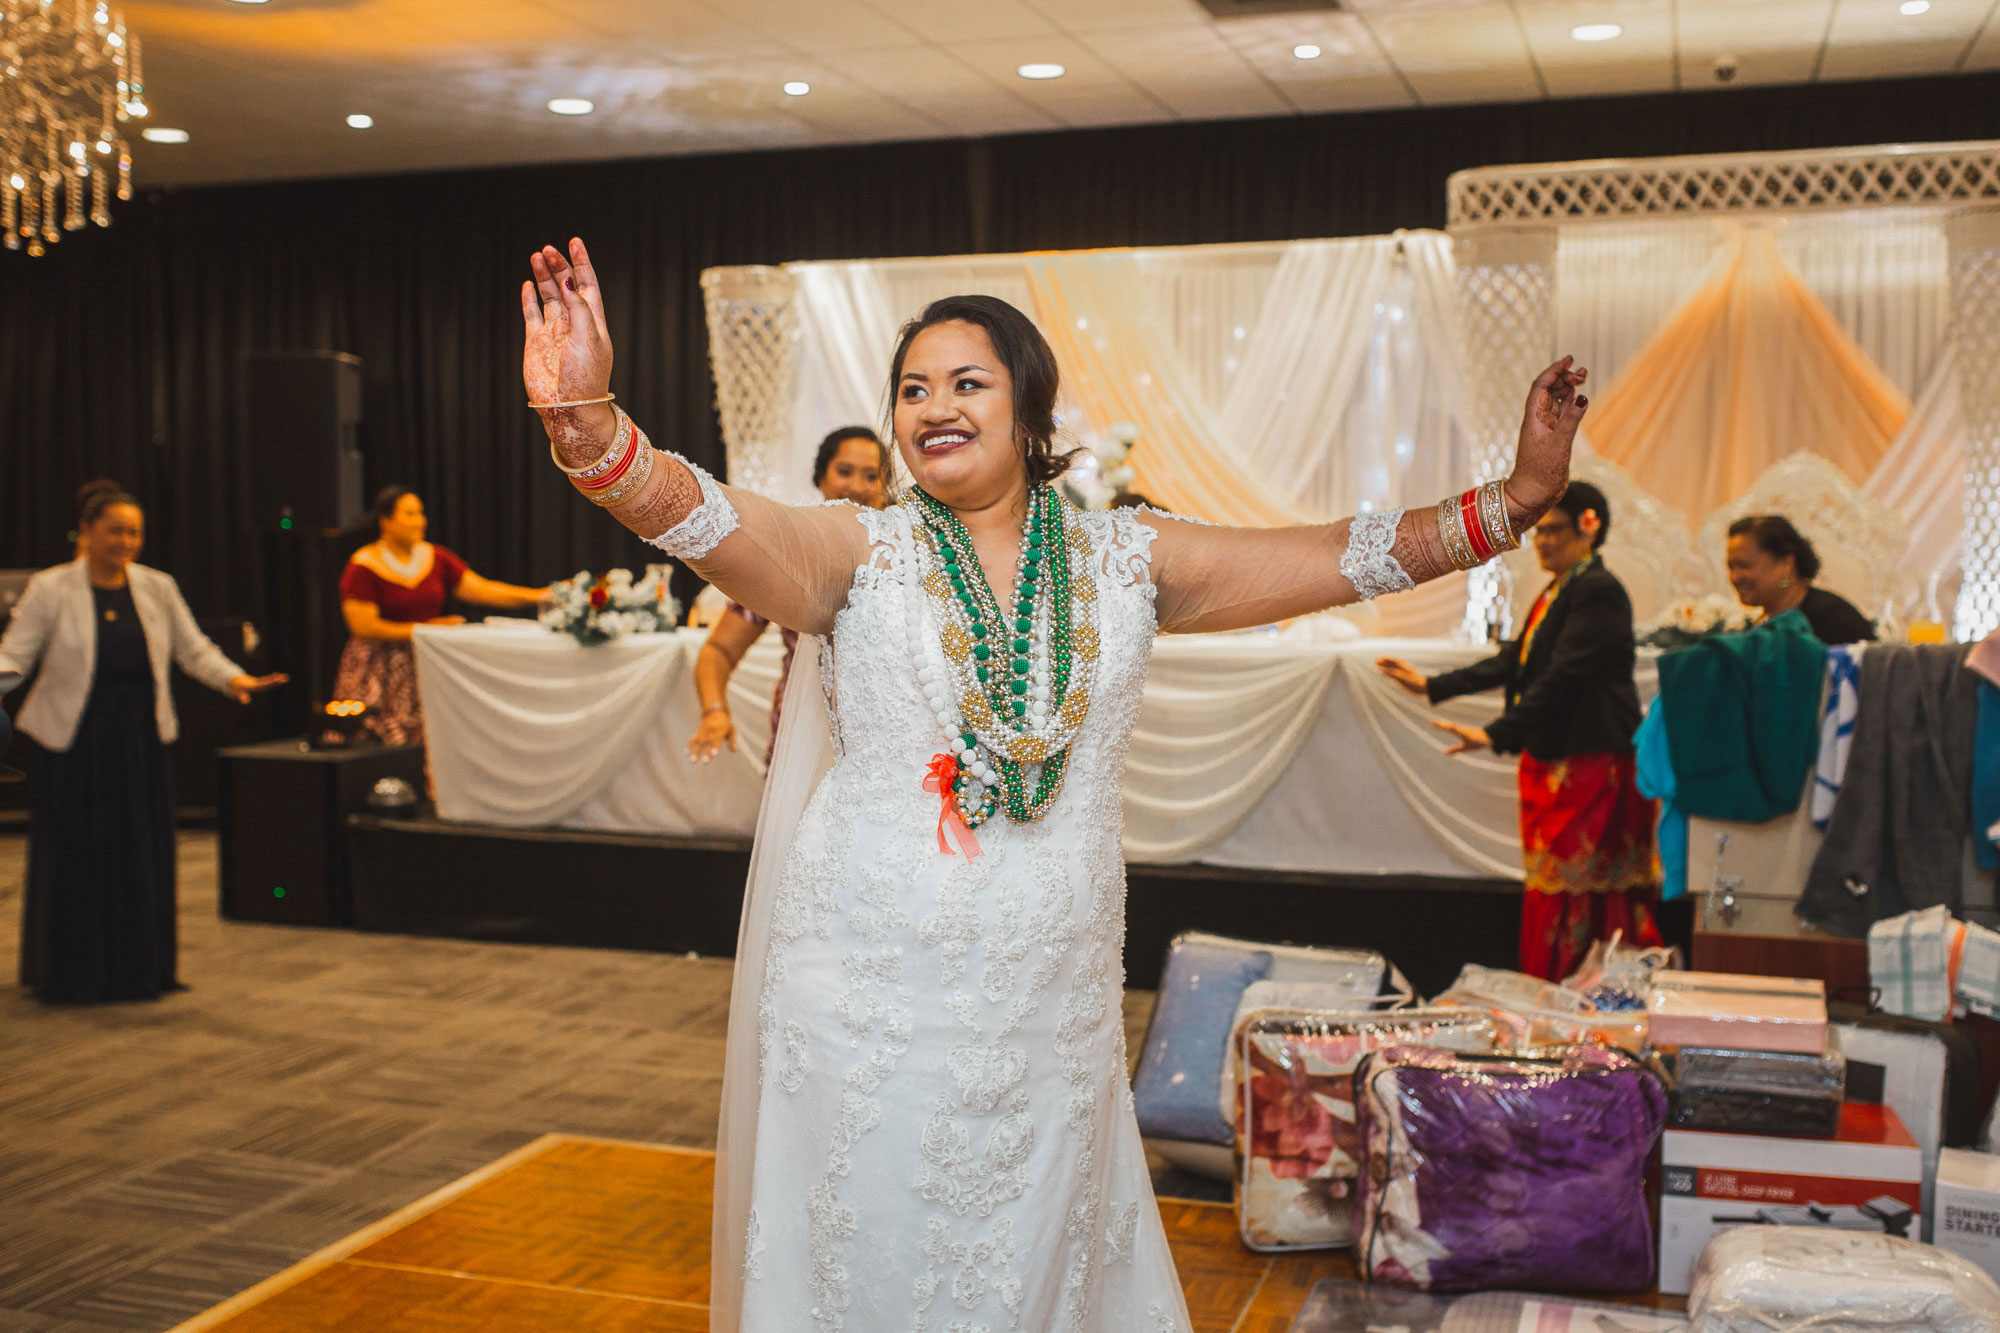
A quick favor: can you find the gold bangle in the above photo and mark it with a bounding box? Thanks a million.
[552,407,633,479]
[583,443,655,507]
[1476,479,1520,554]
[1436,494,1482,572]
[529,391,616,410]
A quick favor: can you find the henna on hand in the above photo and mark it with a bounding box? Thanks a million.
[609,451,703,537]
[540,403,620,470]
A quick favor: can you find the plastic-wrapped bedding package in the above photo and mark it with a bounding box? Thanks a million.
[1354,1043,1668,1293]
[1686,1227,2000,1333]
[1230,1008,1500,1252]
[1669,1032,1846,1138]
[1430,964,1649,1055]
[1647,970,1828,1055]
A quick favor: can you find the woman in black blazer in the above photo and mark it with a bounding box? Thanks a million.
[1376,482,1661,981]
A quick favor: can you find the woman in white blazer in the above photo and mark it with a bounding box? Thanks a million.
[0,483,286,1003]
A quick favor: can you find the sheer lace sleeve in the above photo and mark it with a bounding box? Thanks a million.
[611,443,869,636]
[1139,505,1447,634]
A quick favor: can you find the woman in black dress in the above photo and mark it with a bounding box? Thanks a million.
[1725,514,1875,647]
[0,484,286,1003]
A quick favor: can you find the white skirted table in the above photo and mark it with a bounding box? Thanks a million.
[413,621,1658,880]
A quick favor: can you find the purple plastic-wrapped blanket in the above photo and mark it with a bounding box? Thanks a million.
[1354,1043,1667,1293]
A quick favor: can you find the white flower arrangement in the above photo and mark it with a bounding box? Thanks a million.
[1636,593,1761,648]
[540,564,683,646]
[1060,420,1141,511]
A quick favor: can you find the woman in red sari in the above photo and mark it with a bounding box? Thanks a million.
[1376,482,1660,980]
[334,486,548,747]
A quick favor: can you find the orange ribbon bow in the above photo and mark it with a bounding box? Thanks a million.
[923,753,983,861]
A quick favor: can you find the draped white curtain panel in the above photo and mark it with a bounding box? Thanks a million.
[772,218,1964,626]
[415,622,1617,879]
[787,234,1475,638]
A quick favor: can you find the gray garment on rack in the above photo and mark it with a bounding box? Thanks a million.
[1799,642,1978,937]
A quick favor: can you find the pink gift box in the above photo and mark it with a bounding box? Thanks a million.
[1646,972,1828,1054]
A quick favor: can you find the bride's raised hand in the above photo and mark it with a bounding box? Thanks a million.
[521,237,616,459]
[1505,355,1588,519]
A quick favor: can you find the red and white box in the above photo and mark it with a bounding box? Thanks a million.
[1659,1101,1923,1295]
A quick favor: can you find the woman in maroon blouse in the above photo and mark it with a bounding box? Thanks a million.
[334,486,548,746]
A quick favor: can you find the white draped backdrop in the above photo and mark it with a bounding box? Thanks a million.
[710,194,1975,636]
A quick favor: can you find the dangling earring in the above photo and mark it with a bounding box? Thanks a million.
[1779,577,1792,589]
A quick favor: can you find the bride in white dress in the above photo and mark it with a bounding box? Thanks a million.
[519,238,1588,1333]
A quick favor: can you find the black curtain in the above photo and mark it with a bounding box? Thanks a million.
[5,71,1997,624]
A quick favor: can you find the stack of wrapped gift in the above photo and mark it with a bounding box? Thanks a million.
[1648,970,1844,1138]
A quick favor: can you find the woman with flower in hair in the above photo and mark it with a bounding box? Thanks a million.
[1377,481,1660,981]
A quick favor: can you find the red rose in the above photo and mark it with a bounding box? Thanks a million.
[589,586,609,609]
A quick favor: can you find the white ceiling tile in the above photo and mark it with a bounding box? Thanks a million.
[1819,0,1992,79]
[1675,0,1834,85]
[1967,5,2000,67]
[861,0,1062,44]
[1513,0,1678,98]
[946,34,1171,126]
[819,47,1065,136]
[1075,24,1292,119]
[1356,2,1542,103]
[1211,13,1415,111]
[1023,0,1214,31]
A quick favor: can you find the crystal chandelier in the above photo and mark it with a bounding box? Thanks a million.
[0,0,146,256]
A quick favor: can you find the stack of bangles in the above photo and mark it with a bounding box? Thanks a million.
[547,401,655,507]
[1436,479,1523,572]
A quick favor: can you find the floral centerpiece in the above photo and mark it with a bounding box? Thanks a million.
[540,566,682,646]
[1636,594,1760,649]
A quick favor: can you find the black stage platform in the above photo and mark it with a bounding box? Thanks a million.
[345,813,1527,994]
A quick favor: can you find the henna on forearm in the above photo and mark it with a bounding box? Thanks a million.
[607,451,703,539]
[1391,505,1456,587]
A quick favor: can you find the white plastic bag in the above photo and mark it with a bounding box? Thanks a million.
[1687,1227,2000,1332]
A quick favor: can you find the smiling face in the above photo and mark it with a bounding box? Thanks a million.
[819,436,886,508]
[892,320,1026,512]
[87,502,145,573]
[379,493,427,548]
[1727,533,1796,610]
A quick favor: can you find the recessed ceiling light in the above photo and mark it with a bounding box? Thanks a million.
[547,97,595,116]
[1900,0,1930,13]
[141,127,189,144]
[226,0,270,5]
[1571,22,1622,41]
[1016,62,1066,80]
[1292,43,1322,60]
[782,81,810,96]
[346,113,374,129]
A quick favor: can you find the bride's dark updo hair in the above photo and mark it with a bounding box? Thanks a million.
[885,295,1081,486]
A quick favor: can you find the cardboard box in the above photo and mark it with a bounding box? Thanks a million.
[1659,1101,1923,1295]
[1935,1147,2000,1284]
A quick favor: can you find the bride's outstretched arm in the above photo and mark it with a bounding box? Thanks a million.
[1144,358,1588,634]
[521,238,867,636]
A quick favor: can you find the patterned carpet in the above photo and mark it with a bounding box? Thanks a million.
[0,831,1161,1332]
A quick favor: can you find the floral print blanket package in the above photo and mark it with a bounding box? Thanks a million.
[1353,1043,1667,1293]
[1232,1010,1500,1251]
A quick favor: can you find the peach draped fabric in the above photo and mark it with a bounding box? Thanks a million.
[1583,228,1910,525]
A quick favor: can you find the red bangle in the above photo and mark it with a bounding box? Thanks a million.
[1459,489,1494,561]
[574,419,638,491]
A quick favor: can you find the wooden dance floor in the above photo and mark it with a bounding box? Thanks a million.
[162,1134,1357,1332]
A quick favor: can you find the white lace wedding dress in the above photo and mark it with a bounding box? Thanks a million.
[720,499,1187,1333]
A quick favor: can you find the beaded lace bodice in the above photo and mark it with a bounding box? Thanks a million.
[729,501,1190,1333]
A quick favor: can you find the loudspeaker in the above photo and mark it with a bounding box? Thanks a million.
[217,738,426,926]
[239,350,363,534]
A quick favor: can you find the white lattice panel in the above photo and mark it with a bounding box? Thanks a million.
[1454,231,1557,641]
[701,266,800,500]
[1449,142,2000,230]
[1949,217,2000,641]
